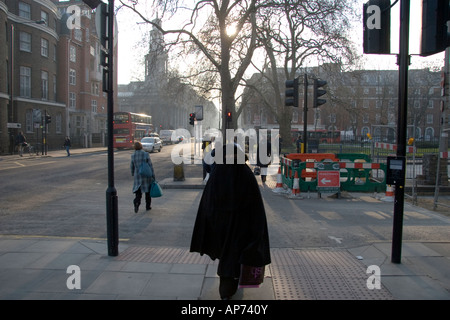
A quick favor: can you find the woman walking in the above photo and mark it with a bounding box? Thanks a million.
[130,141,155,212]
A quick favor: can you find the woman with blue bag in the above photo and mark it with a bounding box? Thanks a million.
[130,141,155,212]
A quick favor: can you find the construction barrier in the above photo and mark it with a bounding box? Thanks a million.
[279,153,387,194]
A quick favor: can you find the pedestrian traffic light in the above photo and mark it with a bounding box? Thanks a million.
[313,79,327,108]
[45,115,52,124]
[189,113,195,125]
[420,0,450,57]
[226,111,232,122]
[363,0,391,54]
[285,78,299,107]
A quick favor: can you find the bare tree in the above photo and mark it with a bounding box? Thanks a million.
[118,0,261,135]
[244,0,358,144]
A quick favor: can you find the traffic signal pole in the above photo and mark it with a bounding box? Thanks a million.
[105,0,119,257]
[391,0,410,264]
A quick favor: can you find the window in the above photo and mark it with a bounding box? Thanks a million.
[70,45,76,62]
[91,100,98,113]
[56,113,62,134]
[69,92,76,109]
[427,113,433,124]
[428,100,434,109]
[41,38,49,57]
[41,71,48,100]
[363,100,369,108]
[74,29,82,42]
[53,74,56,99]
[329,113,336,123]
[376,100,382,109]
[376,113,381,124]
[19,32,31,52]
[363,113,369,123]
[292,110,298,123]
[19,2,31,19]
[91,83,99,95]
[69,69,76,85]
[26,109,33,133]
[19,66,31,97]
[41,11,48,25]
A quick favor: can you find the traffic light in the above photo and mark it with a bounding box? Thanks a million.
[82,0,103,9]
[285,78,299,107]
[189,113,195,125]
[363,0,391,54]
[313,79,327,108]
[420,0,450,57]
[45,115,52,124]
[226,111,232,122]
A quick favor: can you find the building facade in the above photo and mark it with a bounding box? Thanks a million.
[0,0,117,154]
[242,66,444,144]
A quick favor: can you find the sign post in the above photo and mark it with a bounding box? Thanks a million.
[316,162,341,198]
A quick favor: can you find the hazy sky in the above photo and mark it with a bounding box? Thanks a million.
[115,0,445,85]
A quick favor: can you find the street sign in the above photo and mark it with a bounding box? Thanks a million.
[7,123,21,129]
[317,170,340,196]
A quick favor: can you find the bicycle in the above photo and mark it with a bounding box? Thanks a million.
[22,143,39,156]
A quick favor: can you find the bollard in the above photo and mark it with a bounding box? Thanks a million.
[173,163,185,181]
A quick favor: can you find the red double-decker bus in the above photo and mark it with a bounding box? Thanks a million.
[113,112,153,149]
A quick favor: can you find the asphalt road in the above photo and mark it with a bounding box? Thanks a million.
[0,145,449,250]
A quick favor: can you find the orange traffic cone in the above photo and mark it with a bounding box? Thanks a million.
[288,171,303,199]
[272,167,285,193]
[381,184,394,202]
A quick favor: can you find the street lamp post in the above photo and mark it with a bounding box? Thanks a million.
[83,0,119,256]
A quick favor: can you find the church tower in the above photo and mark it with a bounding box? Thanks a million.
[145,18,168,85]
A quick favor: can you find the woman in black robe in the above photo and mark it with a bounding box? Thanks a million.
[190,144,271,299]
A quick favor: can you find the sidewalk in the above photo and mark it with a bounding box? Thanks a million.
[1,236,449,300]
[0,147,449,300]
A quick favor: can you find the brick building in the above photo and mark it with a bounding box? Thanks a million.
[0,0,117,154]
[241,65,444,144]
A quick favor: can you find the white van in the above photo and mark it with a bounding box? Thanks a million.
[159,130,175,144]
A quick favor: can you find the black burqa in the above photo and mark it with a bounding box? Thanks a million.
[190,146,271,278]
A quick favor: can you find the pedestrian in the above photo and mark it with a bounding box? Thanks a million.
[256,133,271,183]
[130,141,155,212]
[64,136,71,156]
[190,144,271,300]
[296,134,303,153]
[15,131,27,157]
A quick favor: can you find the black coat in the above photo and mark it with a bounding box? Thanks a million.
[190,159,271,278]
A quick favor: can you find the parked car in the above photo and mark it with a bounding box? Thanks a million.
[140,137,162,152]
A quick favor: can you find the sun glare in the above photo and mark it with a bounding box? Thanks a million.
[226,24,237,37]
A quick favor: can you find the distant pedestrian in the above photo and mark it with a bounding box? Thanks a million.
[256,134,271,183]
[130,141,155,212]
[191,144,271,300]
[15,131,27,157]
[296,135,303,153]
[64,136,71,156]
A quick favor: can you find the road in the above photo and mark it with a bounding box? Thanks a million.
[0,145,449,250]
